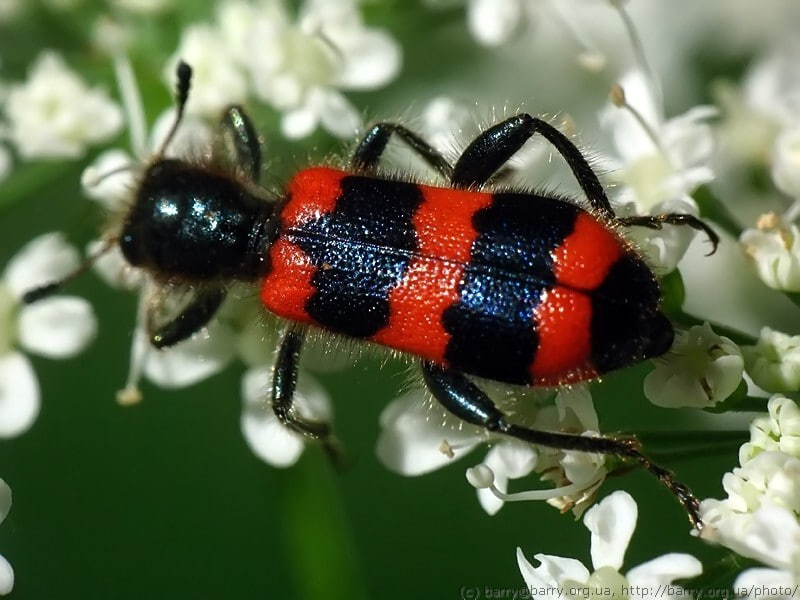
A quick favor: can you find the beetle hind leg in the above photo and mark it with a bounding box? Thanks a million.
[421,361,703,529]
[617,213,720,255]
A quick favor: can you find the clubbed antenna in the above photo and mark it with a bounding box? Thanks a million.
[155,60,193,157]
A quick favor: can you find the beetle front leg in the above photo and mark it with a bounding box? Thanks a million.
[272,327,343,463]
[421,361,703,529]
[217,105,262,183]
[148,287,226,349]
[352,121,453,179]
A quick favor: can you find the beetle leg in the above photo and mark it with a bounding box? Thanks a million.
[272,327,344,464]
[217,105,262,183]
[617,213,720,255]
[421,361,703,529]
[452,114,615,220]
[148,287,227,349]
[352,122,453,179]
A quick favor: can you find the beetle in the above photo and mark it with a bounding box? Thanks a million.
[26,62,718,529]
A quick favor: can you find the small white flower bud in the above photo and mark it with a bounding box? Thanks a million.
[743,328,800,392]
[741,219,800,292]
[466,464,496,489]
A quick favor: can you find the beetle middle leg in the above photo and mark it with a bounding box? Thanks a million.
[451,114,615,219]
[272,327,343,463]
[352,121,453,179]
[420,361,703,529]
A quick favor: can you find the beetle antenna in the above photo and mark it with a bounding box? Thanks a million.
[22,240,115,304]
[82,162,136,190]
[155,60,193,158]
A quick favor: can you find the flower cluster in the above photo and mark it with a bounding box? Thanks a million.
[378,384,607,518]
[700,396,800,594]
[0,51,122,180]
[729,43,800,293]
[518,491,701,600]
[170,0,401,138]
[0,233,96,439]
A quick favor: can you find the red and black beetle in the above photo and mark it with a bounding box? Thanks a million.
[27,62,718,528]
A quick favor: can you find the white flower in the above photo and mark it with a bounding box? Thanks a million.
[420,97,471,160]
[601,71,717,214]
[743,329,800,393]
[109,288,238,406]
[218,0,401,139]
[734,566,798,600]
[133,320,237,390]
[376,388,485,475]
[700,396,800,577]
[81,108,212,210]
[0,233,96,437]
[599,72,717,270]
[740,214,800,292]
[0,478,13,595]
[701,499,800,577]
[236,314,352,466]
[714,43,800,170]
[4,51,123,159]
[240,365,332,467]
[517,491,702,600]
[740,396,800,465]
[281,86,361,140]
[470,440,538,516]
[166,24,248,117]
[721,451,800,515]
[377,383,607,518]
[464,0,605,71]
[644,322,744,409]
[466,0,525,47]
[772,127,800,198]
[742,43,800,130]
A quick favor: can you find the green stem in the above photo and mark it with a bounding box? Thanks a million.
[635,430,749,463]
[784,291,800,310]
[277,451,368,600]
[672,310,757,346]
[680,554,756,593]
[0,161,77,212]
[693,184,743,238]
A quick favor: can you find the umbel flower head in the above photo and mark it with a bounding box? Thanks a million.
[701,396,800,590]
[4,51,122,159]
[0,233,96,438]
[517,491,702,600]
[377,384,607,519]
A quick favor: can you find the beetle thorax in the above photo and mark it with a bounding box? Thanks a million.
[120,159,274,281]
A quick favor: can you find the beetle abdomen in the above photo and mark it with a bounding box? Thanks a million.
[261,167,669,386]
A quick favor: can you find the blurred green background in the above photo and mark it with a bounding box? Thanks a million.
[0,2,746,598]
